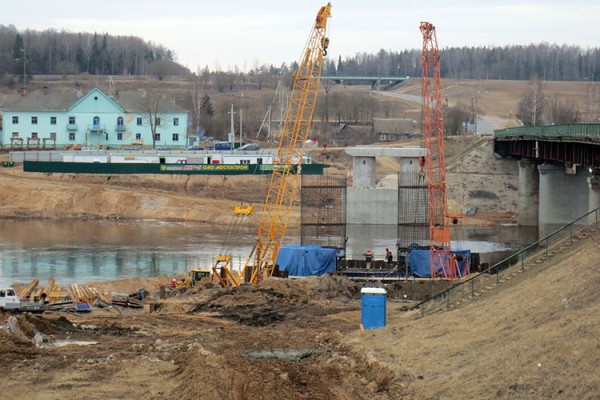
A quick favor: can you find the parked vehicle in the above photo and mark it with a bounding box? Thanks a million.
[186,145,204,151]
[237,143,260,151]
[210,141,233,151]
[0,287,20,310]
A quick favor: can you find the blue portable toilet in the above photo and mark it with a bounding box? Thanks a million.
[361,287,387,329]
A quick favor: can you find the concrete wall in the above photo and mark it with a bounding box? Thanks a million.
[347,187,397,225]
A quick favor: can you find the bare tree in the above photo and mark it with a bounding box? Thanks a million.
[517,76,545,126]
[546,96,581,124]
[138,90,170,149]
[444,103,471,135]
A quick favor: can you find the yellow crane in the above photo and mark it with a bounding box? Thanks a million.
[215,3,332,286]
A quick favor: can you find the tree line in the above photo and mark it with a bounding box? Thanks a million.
[1,24,599,84]
[333,44,600,82]
[0,25,187,83]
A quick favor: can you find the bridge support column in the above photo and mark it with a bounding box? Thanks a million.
[538,163,589,238]
[352,156,376,189]
[518,159,539,226]
[588,175,600,224]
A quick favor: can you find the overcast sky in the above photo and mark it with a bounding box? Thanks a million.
[5,1,599,72]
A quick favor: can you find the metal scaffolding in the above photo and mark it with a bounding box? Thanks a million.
[397,169,429,250]
[301,169,347,254]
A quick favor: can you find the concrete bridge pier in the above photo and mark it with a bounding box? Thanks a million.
[588,175,600,224]
[538,163,589,238]
[345,147,424,225]
[518,159,539,226]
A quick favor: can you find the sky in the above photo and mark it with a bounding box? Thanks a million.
[5,0,600,72]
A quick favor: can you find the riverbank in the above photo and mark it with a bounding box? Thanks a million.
[0,153,513,226]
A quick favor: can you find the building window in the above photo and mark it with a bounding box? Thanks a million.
[137,117,142,126]
[173,117,179,126]
[31,116,38,124]
[69,116,76,124]
[172,133,179,141]
[50,133,56,140]
[155,133,161,141]
[135,133,142,140]
[31,132,38,139]
[117,116,124,126]
[117,133,123,140]
[12,132,18,138]
[155,118,161,126]
[93,116,100,126]
[50,116,57,125]
[69,133,76,141]
[12,116,18,124]
[240,159,250,165]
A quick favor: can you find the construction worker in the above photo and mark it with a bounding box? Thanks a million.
[363,249,373,269]
[170,278,177,289]
[386,248,393,268]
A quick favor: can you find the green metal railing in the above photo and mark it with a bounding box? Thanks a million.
[414,206,600,315]
[494,123,600,140]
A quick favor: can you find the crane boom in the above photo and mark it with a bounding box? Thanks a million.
[420,21,459,280]
[234,3,332,285]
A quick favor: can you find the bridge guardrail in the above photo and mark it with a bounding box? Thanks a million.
[495,124,600,139]
[413,206,600,316]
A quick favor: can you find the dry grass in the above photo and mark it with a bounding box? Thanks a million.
[353,228,600,399]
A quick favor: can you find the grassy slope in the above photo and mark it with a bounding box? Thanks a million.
[354,228,600,399]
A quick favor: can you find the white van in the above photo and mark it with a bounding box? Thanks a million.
[0,287,20,310]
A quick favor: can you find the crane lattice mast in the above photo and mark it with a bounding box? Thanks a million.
[420,21,458,280]
[233,3,332,285]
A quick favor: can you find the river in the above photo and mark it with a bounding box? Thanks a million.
[0,219,538,286]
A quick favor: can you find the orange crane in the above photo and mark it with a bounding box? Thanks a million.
[214,3,332,286]
[420,21,463,280]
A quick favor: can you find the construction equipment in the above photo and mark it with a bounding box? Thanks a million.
[189,269,211,285]
[212,203,255,286]
[214,3,332,287]
[420,21,464,280]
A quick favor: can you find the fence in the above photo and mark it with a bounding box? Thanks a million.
[414,206,600,315]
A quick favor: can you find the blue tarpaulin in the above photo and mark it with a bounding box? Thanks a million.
[276,245,337,276]
[407,249,471,278]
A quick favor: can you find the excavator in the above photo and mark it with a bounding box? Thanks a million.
[212,3,332,287]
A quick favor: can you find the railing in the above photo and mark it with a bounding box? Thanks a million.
[115,124,126,132]
[494,124,600,139]
[88,124,106,133]
[66,124,78,131]
[414,206,600,316]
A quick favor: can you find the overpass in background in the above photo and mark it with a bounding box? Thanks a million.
[321,75,411,90]
[494,124,600,237]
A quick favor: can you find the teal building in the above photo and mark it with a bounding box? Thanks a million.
[0,87,188,149]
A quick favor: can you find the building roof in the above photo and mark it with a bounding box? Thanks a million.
[372,118,417,134]
[3,87,187,114]
[3,89,80,111]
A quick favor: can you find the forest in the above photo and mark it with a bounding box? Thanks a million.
[0,25,186,81]
[0,24,599,84]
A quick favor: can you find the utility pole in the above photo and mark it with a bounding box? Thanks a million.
[21,47,26,87]
[228,104,236,152]
[239,108,243,148]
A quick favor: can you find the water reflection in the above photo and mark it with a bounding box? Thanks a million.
[0,219,538,286]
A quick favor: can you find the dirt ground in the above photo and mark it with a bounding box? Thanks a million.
[1,228,599,399]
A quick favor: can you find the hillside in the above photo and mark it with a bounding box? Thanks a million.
[356,225,600,399]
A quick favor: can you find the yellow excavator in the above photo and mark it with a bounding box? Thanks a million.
[212,3,332,287]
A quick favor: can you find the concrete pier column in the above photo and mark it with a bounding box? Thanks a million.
[352,156,376,188]
[588,175,600,224]
[518,159,539,226]
[538,163,589,238]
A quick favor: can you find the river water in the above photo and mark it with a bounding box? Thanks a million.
[0,219,538,286]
